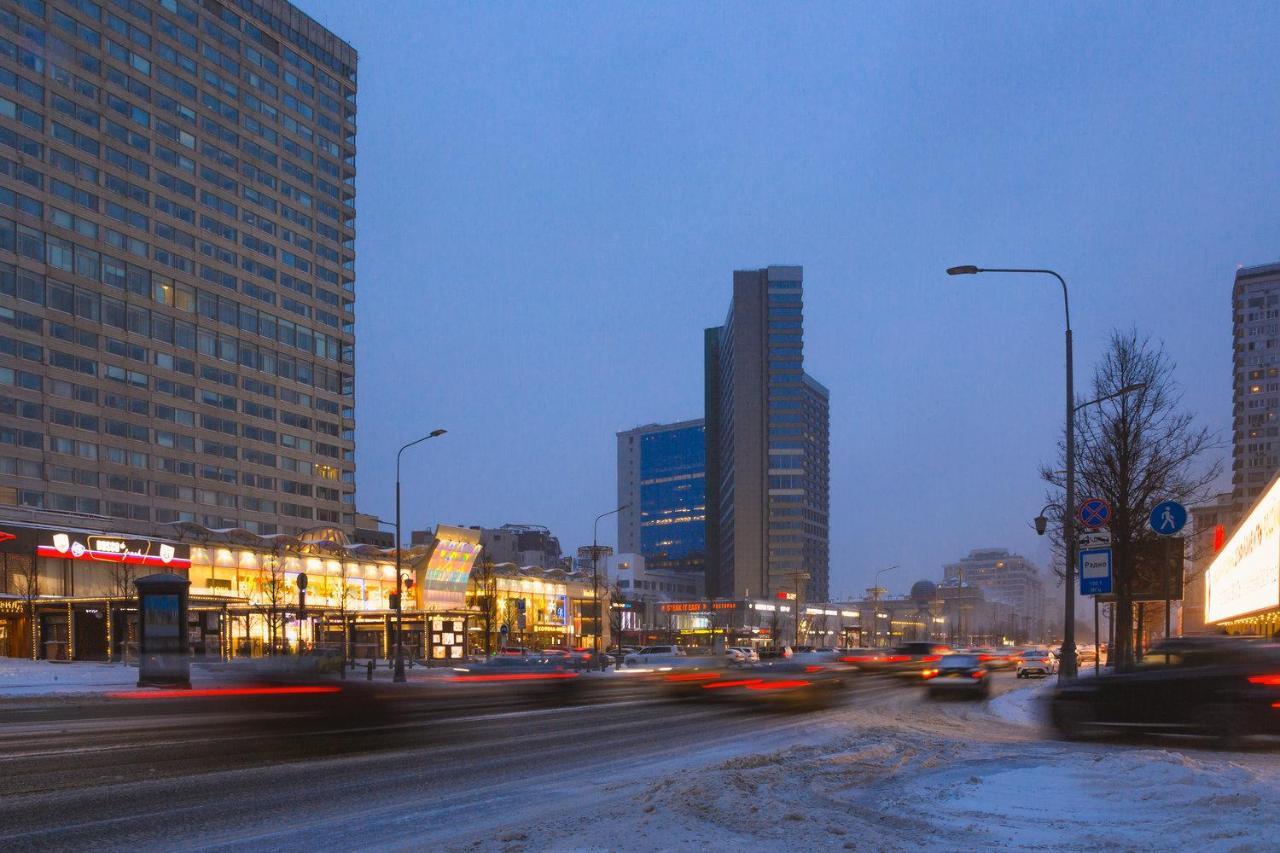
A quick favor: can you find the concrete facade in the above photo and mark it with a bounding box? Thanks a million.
[0,0,358,534]
[942,548,1046,639]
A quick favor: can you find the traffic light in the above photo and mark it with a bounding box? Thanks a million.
[389,592,400,610]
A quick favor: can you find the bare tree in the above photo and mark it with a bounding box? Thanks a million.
[11,557,39,661]
[1042,329,1222,669]
[469,556,500,656]
[108,561,138,664]
[253,552,288,655]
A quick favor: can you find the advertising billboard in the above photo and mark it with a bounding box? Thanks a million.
[418,524,482,610]
[35,530,191,569]
[1206,479,1280,623]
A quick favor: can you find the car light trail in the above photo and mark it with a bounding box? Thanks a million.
[108,686,343,699]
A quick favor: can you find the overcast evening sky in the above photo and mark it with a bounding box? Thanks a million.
[306,1,1277,599]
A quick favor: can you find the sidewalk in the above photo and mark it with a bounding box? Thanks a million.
[0,659,166,697]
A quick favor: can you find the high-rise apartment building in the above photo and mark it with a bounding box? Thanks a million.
[616,419,706,576]
[0,0,357,534]
[941,548,1045,638]
[1233,262,1280,505]
[704,266,830,603]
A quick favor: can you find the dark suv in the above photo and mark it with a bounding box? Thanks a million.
[1049,636,1280,747]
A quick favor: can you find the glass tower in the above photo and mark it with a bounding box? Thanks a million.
[617,419,706,577]
[705,266,830,603]
[0,0,357,534]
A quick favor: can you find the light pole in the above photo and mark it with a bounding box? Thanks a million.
[948,265,1079,678]
[590,505,628,669]
[872,565,899,648]
[393,428,447,683]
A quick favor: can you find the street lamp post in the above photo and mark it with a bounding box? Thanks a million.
[872,565,899,648]
[589,506,628,670]
[948,265,1078,678]
[393,428,447,683]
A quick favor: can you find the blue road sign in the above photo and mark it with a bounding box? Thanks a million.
[1079,547,1113,595]
[1078,498,1112,529]
[1149,500,1187,536]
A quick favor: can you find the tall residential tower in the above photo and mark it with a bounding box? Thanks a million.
[0,0,357,534]
[616,419,706,577]
[1233,262,1280,506]
[704,266,830,603]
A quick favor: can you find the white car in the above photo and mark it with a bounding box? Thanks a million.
[726,646,759,664]
[1016,650,1058,678]
[623,645,686,667]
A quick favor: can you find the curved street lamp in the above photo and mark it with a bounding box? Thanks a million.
[948,265,1079,677]
[393,428,447,683]
[872,564,900,648]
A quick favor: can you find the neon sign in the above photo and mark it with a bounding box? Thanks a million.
[37,532,191,570]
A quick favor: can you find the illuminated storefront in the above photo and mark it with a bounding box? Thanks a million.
[466,563,601,652]
[1206,474,1280,637]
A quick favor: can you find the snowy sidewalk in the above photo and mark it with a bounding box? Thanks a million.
[0,659,158,697]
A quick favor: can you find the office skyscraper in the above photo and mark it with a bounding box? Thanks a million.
[704,266,830,603]
[1234,262,1280,505]
[0,0,356,534]
[616,418,706,576]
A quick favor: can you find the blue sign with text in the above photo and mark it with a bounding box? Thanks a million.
[1079,547,1113,595]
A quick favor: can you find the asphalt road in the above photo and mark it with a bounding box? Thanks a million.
[0,671,1014,851]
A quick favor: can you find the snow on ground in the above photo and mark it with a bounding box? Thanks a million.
[0,659,149,695]
[469,678,1280,853]
[987,673,1055,726]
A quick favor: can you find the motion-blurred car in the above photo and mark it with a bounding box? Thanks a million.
[623,645,686,667]
[858,642,954,677]
[669,660,849,710]
[450,655,582,698]
[970,648,1014,670]
[566,647,613,670]
[924,654,991,699]
[1017,649,1058,678]
[837,648,887,670]
[726,646,759,664]
[1049,637,1280,747]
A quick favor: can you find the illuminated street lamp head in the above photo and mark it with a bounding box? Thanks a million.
[946,265,981,276]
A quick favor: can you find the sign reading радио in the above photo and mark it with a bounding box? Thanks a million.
[1206,478,1280,623]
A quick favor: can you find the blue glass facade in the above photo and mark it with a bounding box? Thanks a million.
[638,424,706,574]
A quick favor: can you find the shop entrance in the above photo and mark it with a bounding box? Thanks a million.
[74,607,107,661]
[40,613,69,661]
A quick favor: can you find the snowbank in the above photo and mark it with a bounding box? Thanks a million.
[987,675,1055,727]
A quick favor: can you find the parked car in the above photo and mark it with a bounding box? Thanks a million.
[1049,636,1280,747]
[726,646,759,664]
[1017,649,1058,678]
[924,654,991,699]
[623,645,686,667]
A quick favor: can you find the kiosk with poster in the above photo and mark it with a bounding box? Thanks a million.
[135,573,191,687]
